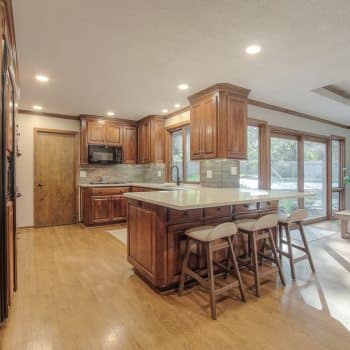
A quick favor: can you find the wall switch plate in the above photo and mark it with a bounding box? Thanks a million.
[231,167,238,176]
[157,171,162,177]
[80,171,87,178]
[206,170,213,179]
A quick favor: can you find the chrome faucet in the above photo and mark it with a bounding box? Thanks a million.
[170,165,181,186]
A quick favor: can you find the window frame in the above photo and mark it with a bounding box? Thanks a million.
[165,122,200,184]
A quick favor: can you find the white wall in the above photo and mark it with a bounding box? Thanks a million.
[167,105,350,207]
[16,113,80,227]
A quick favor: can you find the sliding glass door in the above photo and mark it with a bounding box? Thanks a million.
[303,140,327,219]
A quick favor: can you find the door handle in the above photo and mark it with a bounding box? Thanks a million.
[38,183,44,187]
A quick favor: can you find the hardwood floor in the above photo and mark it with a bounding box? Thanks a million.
[1,221,350,349]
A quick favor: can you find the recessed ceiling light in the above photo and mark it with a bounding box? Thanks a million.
[174,103,181,108]
[178,83,189,90]
[245,45,261,55]
[162,109,169,114]
[35,74,49,82]
[106,111,115,116]
[33,105,43,111]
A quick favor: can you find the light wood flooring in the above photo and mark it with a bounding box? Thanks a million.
[1,221,350,349]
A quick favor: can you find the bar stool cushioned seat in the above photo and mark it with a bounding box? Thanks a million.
[179,222,245,320]
[236,214,285,297]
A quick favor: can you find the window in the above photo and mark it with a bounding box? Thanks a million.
[169,125,200,182]
[240,125,260,189]
[331,138,345,216]
[270,136,299,214]
[304,140,327,218]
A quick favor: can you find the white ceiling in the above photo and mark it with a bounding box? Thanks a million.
[12,0,350,123]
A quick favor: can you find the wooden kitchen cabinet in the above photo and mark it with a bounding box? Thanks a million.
[189,83,250,160]
[80,116,138,164]
[87,120,106,144]
[81,186,129,225]
[122,126,137,163]
[137,116,165,163]
[106,122,122,146]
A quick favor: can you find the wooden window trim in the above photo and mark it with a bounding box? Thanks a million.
[165,123,200,184]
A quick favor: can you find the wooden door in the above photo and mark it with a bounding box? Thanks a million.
[190,101,202,159]
[202,95,218,158]
[226,95,247,159]
[87,120,106,144]
[106,122,122,146]
[35,130,77,227]
[6,201,14,306]
[90,196,110,224]
[110,195,127,221]
[123,126,137,163]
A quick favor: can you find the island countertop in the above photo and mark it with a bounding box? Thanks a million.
[124,187,312,210]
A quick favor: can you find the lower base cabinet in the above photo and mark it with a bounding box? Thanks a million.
[82,187,129,225]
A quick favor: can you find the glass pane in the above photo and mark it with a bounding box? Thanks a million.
[271,137,298,214]
[304,141,327,218]
[240,126,259,189]
[332,140,340,188]
[171,130,183,181]
[332,192,340,216]
[185,127,200,182]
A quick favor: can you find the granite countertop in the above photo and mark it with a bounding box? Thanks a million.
[123,187,313,210]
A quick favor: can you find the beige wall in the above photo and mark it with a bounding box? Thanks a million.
[16,113,80,227]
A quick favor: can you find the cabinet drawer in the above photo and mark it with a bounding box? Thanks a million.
[167,208,203,224]
[233,203,258,214]
[258,201,278,212]
[204,206,232,219]
[90,187,130,196]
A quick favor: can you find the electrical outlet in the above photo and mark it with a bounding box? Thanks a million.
[231,167,237,175]
[157,171,162,177]
[80,171,87,178]
[206,170,213,179]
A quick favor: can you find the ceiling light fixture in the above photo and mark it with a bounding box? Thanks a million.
[245,45,261,55]
[174,103,181,108]
[177,83,189,90]
[33,105,43,111]
[35,74,49,82]
[162,109,169,114]
[106,111,115,116]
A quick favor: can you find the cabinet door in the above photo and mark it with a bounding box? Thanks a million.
[190,102,202,159]
[6,201,14,306]
[202,95,218,158]
[110,195,127,221]
[138,122,150,163]
[123,126,137,163]
[128,204,156,281]
[106,122,122,146]
[167,222,203,285]
[90,196,110,223]
[150,119,165,163]
[226,96,247,159]
[87,120,106,144]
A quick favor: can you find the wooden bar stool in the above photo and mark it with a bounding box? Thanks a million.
[178,222,246,320]
[278,209,315,280]
[237,214,285,297]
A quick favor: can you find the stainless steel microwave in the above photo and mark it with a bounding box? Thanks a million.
[88,145,123,164]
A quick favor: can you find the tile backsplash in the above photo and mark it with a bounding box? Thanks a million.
[200,159,240,187]
[80,163,165,184]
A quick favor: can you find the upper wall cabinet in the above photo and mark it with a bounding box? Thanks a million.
[188,83,250,160]
[137,116,165,164]
[80,116,137,164]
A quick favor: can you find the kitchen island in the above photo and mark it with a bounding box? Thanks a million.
[124,187,311,292]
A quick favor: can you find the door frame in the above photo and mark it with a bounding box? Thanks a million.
[33,128,80,227]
